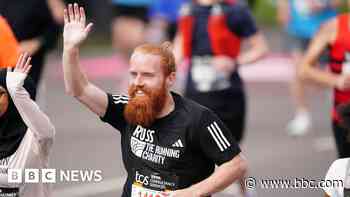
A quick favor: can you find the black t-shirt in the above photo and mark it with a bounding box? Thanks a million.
[186,3,257,94]
[100,92,241,197]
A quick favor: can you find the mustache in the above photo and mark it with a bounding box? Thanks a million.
[128,85,152,98]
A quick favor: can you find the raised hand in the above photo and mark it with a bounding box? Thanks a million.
[6,52,32,88]
[63,3,93,50]
[11,52,32,75]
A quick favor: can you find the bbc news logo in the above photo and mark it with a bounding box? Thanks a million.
[7,169,103,183]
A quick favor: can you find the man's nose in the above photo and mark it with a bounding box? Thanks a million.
[134,74,144,86]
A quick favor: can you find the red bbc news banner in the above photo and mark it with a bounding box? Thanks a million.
[0,16,20,68]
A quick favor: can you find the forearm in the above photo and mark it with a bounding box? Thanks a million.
[237,35,268,65]
[62,47,89,97]
[300,64,338,88]
[190,155,247,196]
[276,0,289,25]
[7,80,55,139]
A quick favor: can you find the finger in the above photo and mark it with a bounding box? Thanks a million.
[18,53,27,70]
[24,65,32,74]
[80,7,86,24]
[84,23,93,34]
[64,8,69,24]
[74,3,80,21]
[24,57,32,70]
[21,52,29,69]
[16,53,24,69]
[68,4,74,22]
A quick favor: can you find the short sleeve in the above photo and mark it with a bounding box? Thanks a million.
[100,93,129,132]
[195,109,241,165]
[227,5,258,38]
[324,159,347,196]
[0,16,19,68]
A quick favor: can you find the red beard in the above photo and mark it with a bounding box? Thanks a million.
[124,83,167,127]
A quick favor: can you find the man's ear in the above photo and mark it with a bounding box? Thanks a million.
[166,72,176,88]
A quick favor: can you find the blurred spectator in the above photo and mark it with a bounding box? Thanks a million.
[110,0,152,60]
[277,0,340,136]
[0,0,62,97]
[147,0,187,43]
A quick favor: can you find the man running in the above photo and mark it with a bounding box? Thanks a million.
[277,0,340,136]
[300,0,350,158]
[174,1,267,195]
[62,3,247,197]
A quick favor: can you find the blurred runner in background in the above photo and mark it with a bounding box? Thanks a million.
[110,0,151,61]
[174,0,268,196]
[0,0,62,97]
[299,0,350,158]
[277,0,340,136]
[147,0,187,43]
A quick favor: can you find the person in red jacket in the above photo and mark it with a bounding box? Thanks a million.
[0,16,19,68]
[300,1,350,159]
[174,0,268,196]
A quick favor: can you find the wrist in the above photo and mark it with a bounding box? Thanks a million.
[63,45,80,54]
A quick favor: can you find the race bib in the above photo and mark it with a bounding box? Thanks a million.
[132,184,168,197]
[0,187,19,197]
[131,169,178,197]
[191,56,230,92]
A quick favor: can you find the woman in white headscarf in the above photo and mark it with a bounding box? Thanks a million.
[0,53,55,197]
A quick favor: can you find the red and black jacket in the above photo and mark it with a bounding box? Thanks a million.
[329,14,350,122]
[178,2,242,59]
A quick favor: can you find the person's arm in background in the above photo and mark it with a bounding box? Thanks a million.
[6,53,55,140]
[235,6,269,65]
[236,32,268,65]
[173,33,183,66]
[0,16,19,68]
[47,0,66,24]
[298,18,350,90]
[276,0,290,26]
[63,3,109,117]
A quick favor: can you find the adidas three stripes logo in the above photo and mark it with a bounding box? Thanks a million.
[207,121,231,152]
[112,94,129,104]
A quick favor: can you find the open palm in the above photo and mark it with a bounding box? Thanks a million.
[63,3,93,49]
